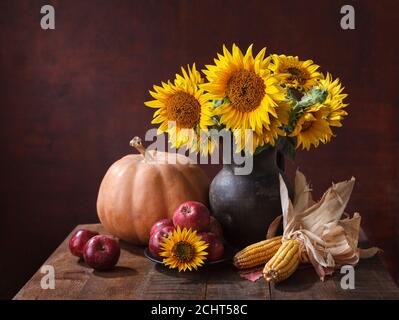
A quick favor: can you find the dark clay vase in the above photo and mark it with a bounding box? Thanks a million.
[209,147,291,249]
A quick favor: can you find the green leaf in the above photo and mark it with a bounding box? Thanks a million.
[211,99,224,109]
[222,96,231,104]
[285,87,301,103]
[296,87,328,109]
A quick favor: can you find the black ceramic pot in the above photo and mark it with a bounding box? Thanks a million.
[209,147,291,249]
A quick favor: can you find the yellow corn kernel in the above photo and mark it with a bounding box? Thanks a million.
[263,239,300,283]
[233,236,282,269]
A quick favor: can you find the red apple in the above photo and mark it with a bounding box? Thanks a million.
[173,201,210,231]
[207,216,223,238]
[149,226,174,257]
[150,218,173,237]
[83,235,120,270]
[198,232,224,261]
[69,229,99,258]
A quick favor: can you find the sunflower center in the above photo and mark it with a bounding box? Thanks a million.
[286,67,307,84]
[226,69,265,113]
[172,241,195,262]
[301,120,313,132]
[287,67,302,77]
[166,91,201,128]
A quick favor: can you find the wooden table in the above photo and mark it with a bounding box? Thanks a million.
[14,224,399,300]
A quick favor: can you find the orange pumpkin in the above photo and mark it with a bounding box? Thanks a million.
[97,137,209,245]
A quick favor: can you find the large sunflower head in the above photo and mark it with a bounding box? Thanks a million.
[159,227,208,272]
[318,73,348,127]
[289,105,333,150]
[202,44,285,135]
[144,64,215,154]
[269,54,323,92]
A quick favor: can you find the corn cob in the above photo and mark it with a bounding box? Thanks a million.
[233,236,282,269]
[263,239,300,283]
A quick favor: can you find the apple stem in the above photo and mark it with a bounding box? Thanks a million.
[130,137,154,161]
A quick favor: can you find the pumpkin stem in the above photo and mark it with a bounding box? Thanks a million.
[130,137,154,161]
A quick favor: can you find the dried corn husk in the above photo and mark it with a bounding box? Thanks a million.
[268,170,381,281]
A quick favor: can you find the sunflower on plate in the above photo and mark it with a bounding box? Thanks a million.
[160,227,208,272]
[269,54,323,92]
[145,64,215,154]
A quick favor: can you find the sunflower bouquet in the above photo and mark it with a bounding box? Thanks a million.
[145,44,348,158]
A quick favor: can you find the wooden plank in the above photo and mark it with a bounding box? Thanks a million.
[135,265,206,300]
[14,224,99,300]
[270,258,399,300]
[269,265,342,300]
[78,232,207,299]
[75,240,152,300]
[205,264,270,300]
[14,224,207,300]
[14,224,399,300]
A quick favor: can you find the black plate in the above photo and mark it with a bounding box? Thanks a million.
[144,247,233,266]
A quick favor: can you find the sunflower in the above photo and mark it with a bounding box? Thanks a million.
[145,64,215,154]
[290,105,333,150]
[269,54,323,92]
[233,102,290,153]
[202,44,285,135]
[318,73,348,127]
[159,227,208,272]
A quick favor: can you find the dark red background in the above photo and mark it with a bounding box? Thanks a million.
[1,0,398,299]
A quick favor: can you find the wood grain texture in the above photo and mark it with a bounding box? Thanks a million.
[14,224,399,300]
[270,260,399,300]
[205,265,270,300]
